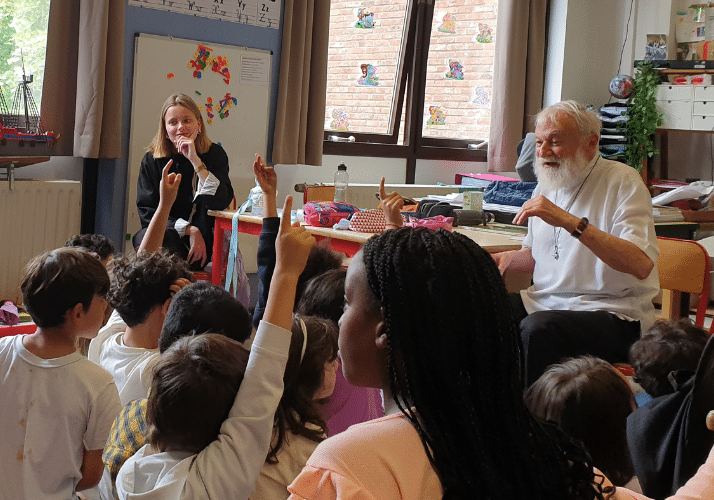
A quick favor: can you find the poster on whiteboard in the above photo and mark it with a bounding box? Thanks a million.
[124,33,271,252]
[128,0,281,29]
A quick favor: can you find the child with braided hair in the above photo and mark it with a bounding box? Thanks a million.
[287,226,620,500]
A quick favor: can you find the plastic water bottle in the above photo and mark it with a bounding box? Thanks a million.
[334,162,349,203]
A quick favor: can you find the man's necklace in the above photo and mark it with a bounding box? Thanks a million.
[552,156,600,260]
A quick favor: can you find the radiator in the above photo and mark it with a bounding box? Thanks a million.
[0,180,82,304]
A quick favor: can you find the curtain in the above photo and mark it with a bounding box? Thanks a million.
[488,0,548,172]
[272,0,330,166]
[42,0,124,158]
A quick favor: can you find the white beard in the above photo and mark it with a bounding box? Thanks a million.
[534,151,592,191]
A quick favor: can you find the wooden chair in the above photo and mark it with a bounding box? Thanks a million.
[616,237,712,378]
[303,184,335,204]
[656,236,712,331]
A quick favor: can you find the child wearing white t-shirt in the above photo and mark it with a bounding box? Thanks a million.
[0,247,122,500]
[115,195,316,500]
[89,250,193,405]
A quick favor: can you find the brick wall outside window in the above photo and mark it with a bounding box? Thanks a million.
[324,0,497,142]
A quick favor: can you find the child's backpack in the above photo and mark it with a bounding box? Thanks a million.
[303,201,358,227]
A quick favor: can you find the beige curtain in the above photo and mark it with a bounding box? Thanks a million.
[42,0,124,158]
[488,0,548,172]
[272,0,330,166]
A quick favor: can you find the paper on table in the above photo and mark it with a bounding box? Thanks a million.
[651,184,714,206]
[424,193,464,204]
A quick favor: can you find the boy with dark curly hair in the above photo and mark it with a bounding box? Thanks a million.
[65,233,116,265]
[88,249,193,405]
[629,318,709,398]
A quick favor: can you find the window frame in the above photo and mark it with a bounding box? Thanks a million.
[323,0,488,182]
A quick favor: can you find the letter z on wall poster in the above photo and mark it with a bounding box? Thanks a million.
[128,0,281,29]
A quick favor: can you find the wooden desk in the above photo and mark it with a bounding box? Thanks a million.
[0,156,50,190]
[207,210,523,286]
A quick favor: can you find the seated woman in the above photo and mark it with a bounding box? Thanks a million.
[133,93,234,269]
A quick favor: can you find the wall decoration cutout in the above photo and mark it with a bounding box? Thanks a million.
[477,23,494,43]
[437,13,456,33]
[189,45,212,79]
[330,108,350,131]
[188,45,232,84]
[357,64,379,86]
[217,93,238,119]
[204,97,215,125]
[354,7,375,29]
[167,73,175,79]
[427,106,446,126]
[210,55,231,85]
[444,59,464,80]
[471,87,490,107]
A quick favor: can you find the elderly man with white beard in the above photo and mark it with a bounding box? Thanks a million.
[492,101,660,386]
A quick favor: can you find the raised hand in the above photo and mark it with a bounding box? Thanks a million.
[253,154,277,198]
[379,177,404,229]
[275,195,315,276]
[159,160,181,210]
[265,195,316,330]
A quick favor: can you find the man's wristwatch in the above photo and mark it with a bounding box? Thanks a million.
[571,217,589,238]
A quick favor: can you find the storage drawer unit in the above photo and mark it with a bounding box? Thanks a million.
[657,85,694,130]
[693,85,714,130]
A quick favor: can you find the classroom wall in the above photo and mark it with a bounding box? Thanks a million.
[547,0,634,108]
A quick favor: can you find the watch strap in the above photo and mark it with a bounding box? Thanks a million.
[571,217,589,238]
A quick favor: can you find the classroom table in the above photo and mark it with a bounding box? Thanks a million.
[207,210,524,286]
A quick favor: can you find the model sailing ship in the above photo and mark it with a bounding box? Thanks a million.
[0,57,55,150]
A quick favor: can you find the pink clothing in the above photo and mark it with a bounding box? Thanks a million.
[323,360,383,436]
[611,444,714,500]
[288,412,442,500]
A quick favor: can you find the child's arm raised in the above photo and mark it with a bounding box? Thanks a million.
[263,195,314,328]
[252,154,280,328]
[255,153,277,218]
[138,161,181,254]
[380,177,404,230]
[186,196,315,500]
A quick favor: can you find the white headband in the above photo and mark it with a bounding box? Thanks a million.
[299,318,308,364]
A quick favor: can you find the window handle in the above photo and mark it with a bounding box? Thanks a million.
[468,140,488,150]
[329,135,355,143]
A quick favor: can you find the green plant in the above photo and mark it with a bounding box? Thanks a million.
[625,61,664,172]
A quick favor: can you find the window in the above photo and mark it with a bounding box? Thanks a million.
[0,0,51,116]
[324,0,497,177]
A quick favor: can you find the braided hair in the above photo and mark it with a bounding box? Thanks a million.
[360,227,610,500]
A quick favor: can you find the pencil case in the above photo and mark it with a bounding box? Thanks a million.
[303,201,358,227]
[349,209,407,233]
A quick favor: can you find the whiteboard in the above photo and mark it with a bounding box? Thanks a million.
[125,33,271,251]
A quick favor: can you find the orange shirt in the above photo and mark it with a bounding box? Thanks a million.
[288,413,442,500]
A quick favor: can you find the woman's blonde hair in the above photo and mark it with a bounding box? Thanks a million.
[148,93,212,158]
